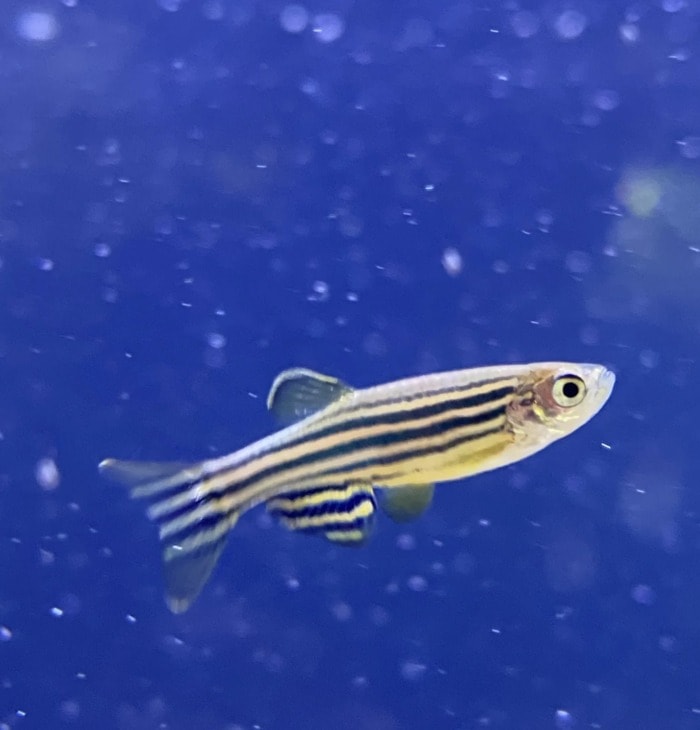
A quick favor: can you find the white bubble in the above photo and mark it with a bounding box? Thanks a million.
[619,23,640,43]
[565,250,592,275]
[399,17,434,48]
[158,0,182,10]
[0,626,12,642]
[441,247,463,276]
[407,575,428,592]
[312,13,345,43]
[555,709,574,729]
[207,332,226,349]
[678,135,700,159]
[16,11,59,41]
[639,349,659,369]
[662,0,686,11]
[62,0,78,6]
[308,280,329,302]
[50,607,64,618]
[396,533,416,550]
[36,458,60,491]
[553,9,587,40]
[202,0,224,20]
[331,601,352,622]
[58,700,80,721]
[631,583,655,605]
[400,660,427,681]
[593,89,620,111]
[280,4,309,33]
[94,242,111,258]
[510,10,540,38]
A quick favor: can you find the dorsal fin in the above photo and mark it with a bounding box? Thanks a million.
[266,483,376,545]
[380,483,435,523]
[267,368,353,425]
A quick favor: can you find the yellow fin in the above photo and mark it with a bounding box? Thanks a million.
[99,457,239,613]
[380,484,435,523]
[267,483,376,545]
[266,368,353,425]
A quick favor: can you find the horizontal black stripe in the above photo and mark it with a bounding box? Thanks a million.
[161,512,227,549]
[145,382,513,523]
[209,422,506,540]
[245,384,514,472]
[340,375,511,413]
[268,491,375,518]
[155,404,506,525]
[279,516,373,535]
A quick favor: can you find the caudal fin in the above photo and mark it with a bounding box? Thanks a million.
[99,458,239,613]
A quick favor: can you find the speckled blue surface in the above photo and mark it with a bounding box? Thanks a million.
[1,1,699,728]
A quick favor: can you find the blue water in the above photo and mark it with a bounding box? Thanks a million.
[2,1,699,728]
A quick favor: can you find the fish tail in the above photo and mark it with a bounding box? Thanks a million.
[99,457,240,613]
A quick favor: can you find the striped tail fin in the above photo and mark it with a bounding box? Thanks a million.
[99,458,239,614]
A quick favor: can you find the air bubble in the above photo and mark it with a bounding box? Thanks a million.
[678,135,700,159]
[631,583,655,605]
[619,23,640,43]
[553,9,587,39]
[593,89,620,111]
[565,250,592,275]
[510,10,540,38]
[158,0,182,10]
[202,0,224,20]
[36,458,60,490]
[331,601,352,622]
[94,242,111,258]
[662,0,686,11]
[554,709,574,729]
[441,247,462,276]
[639,349,659,369]
[407,575,428,592]
[400,660,427,681]
[312,13,345,43]
[308,280,329,302]
[280,4,308,33]
[396,533,416,550]
[16,11,59,41]
[207,332,226,349]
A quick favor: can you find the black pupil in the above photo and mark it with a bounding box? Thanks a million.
[562,380,580,399]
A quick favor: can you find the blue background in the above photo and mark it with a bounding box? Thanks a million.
[2,0,700,728]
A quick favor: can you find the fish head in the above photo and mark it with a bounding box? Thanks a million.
[507,362,615,448]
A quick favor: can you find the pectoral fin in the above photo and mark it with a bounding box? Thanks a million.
[267,483,376,545]
[380,484,435,523]
[267,368,354,425]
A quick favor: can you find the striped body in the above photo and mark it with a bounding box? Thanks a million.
[100,361,615,612]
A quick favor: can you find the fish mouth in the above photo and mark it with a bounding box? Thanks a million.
[586,364,616,412]
[597,367,616,393]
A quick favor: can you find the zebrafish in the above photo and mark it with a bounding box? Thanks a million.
[99,361,614,613]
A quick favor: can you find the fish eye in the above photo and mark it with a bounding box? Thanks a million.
[551,374,586,407]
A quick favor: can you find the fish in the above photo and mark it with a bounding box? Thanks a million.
[99,361,615,613]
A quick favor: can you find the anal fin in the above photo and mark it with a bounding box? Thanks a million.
[267,483,376,545]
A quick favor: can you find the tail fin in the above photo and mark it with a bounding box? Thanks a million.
[99,458,239,613]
